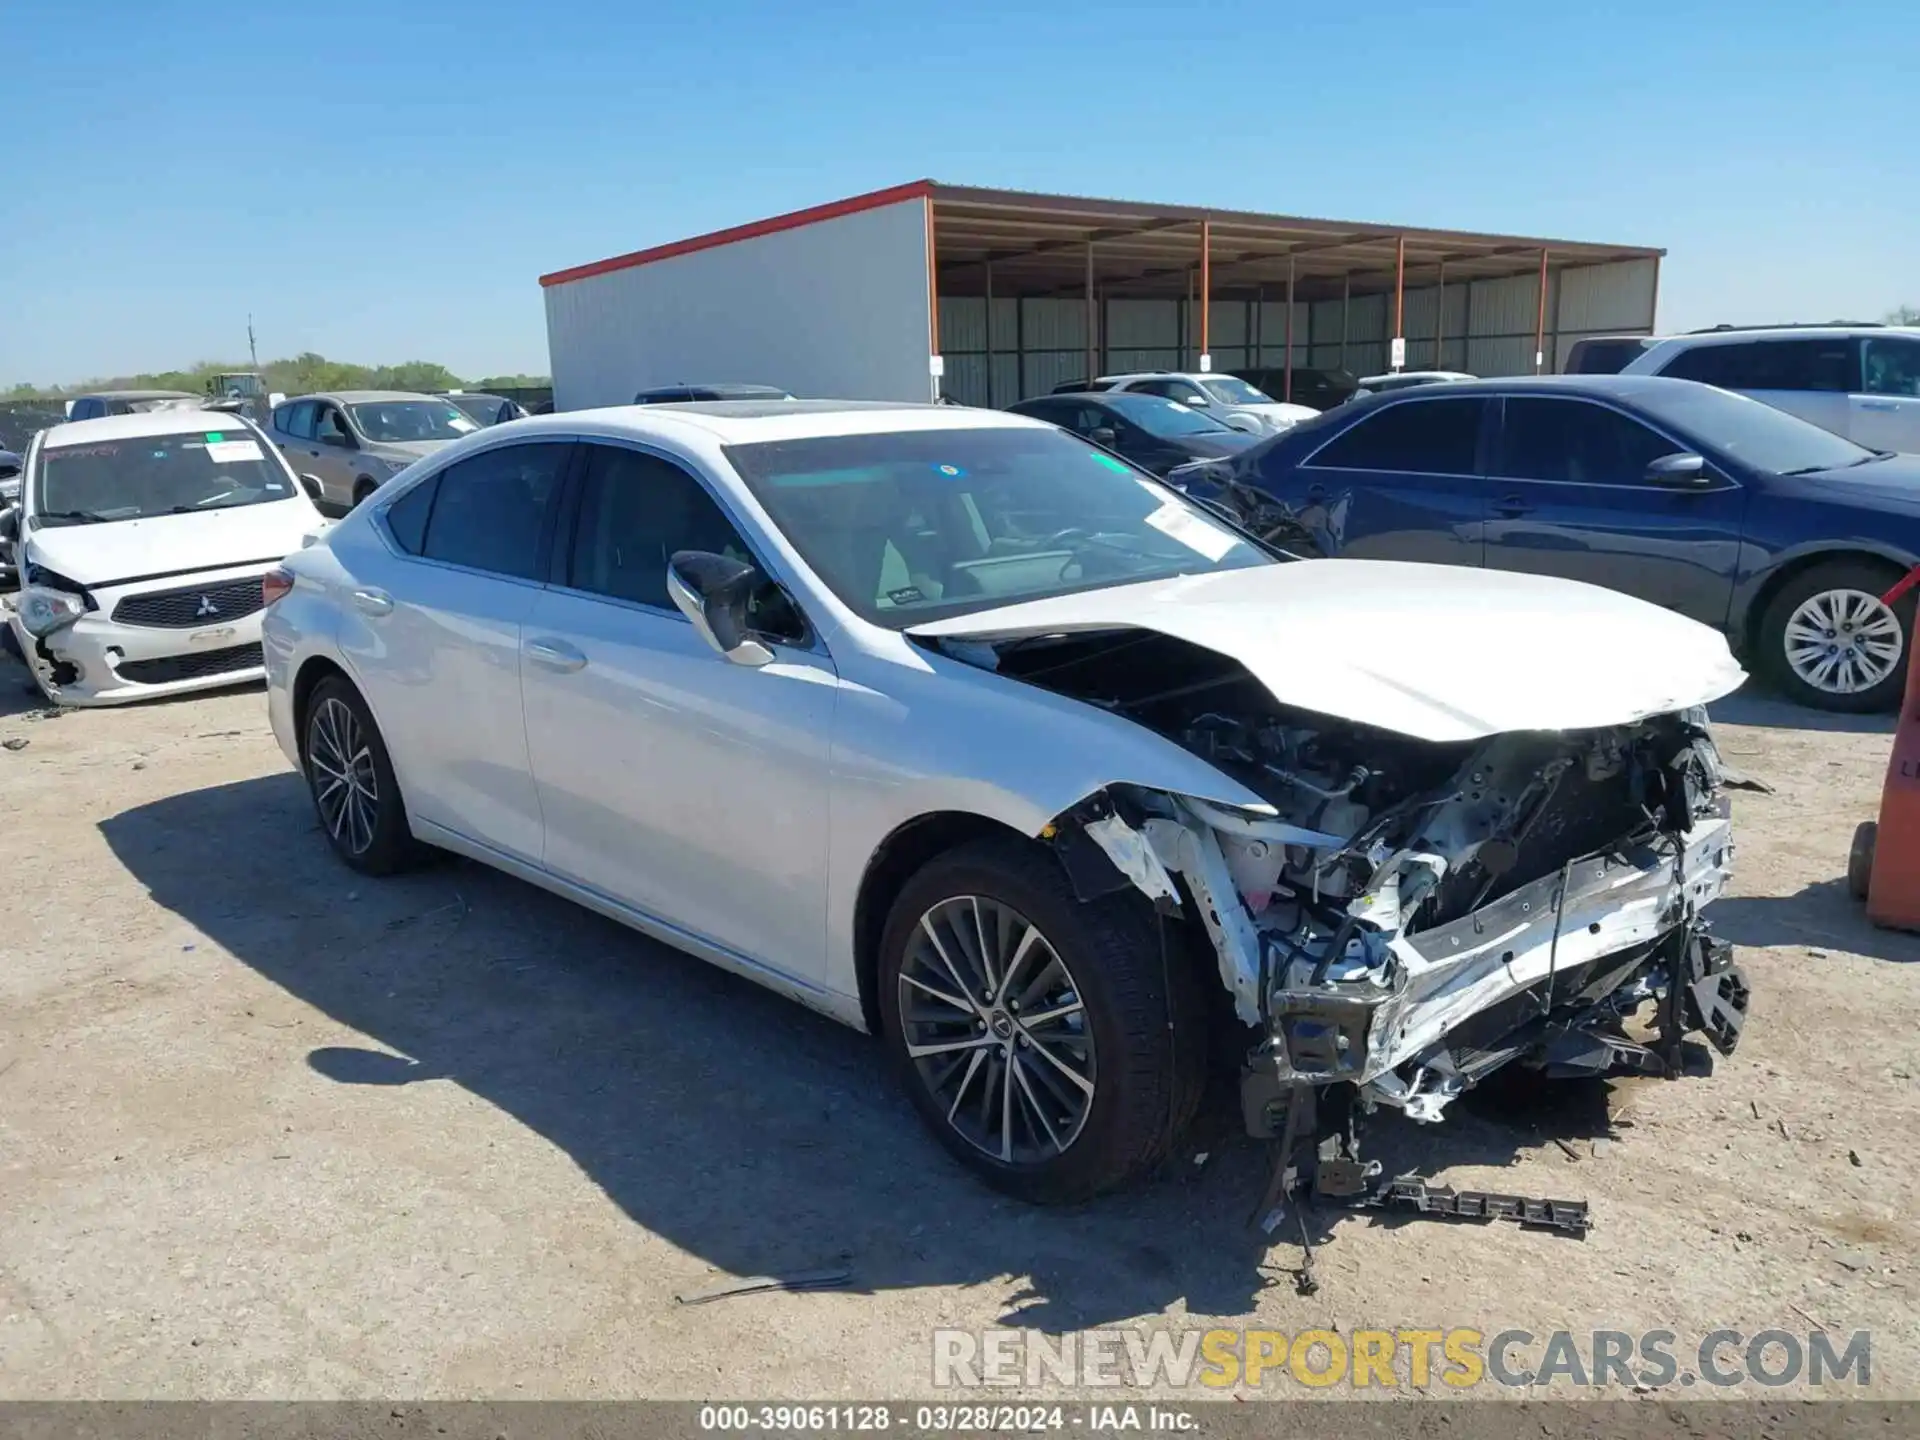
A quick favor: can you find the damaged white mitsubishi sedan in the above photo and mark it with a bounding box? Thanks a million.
[5,410,329,706]
[262,400,1752,1205]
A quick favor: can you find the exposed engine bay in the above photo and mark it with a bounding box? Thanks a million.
[932,626,1750,1210]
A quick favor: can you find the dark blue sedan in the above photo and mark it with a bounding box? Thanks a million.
[1178,375,1920,712]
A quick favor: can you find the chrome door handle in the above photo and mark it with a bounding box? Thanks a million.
[1495,495,1532,518]
[1860,400,1898,412]
[524,637,587,673]
[351,588,393,616]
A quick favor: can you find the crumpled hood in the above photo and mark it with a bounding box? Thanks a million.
[907,559,1747,743]
[25,499,324,586]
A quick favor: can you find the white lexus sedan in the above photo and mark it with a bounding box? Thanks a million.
[262,400,1753,1203]
[4,410,328,706]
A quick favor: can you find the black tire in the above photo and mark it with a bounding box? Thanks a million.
[1849,821,1877,903]
[351,477,378,508]
[877,836,1204,1204]
[301,676,423,875]
[1757,557,1913,713]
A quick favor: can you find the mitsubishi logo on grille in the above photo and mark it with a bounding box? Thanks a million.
[195,595,220,618]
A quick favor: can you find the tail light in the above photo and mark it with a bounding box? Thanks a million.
[261,567,295,607]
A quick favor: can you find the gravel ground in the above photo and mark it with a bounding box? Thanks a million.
[0,663,1915,1401]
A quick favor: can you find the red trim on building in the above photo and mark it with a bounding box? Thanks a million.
[539,179,937,288]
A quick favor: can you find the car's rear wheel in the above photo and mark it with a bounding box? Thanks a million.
[351,477,378,508]
[877,837,1202,1204]
[302,676,421,874]
[1759,558,1912,712]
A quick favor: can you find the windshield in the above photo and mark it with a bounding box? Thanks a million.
[724,425,1270,628]
[1634,383,1876,474]
[33,428,299,526]
[349,400,480,443]
[125,396,200,413]
[1201,376,1274,406]
[1101,391,1236,437]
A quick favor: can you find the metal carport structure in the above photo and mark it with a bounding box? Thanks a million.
[541,181,1662,411]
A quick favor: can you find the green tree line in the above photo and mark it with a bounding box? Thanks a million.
[5,354,549,400]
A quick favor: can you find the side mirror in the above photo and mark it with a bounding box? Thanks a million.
[1645,452,1710,487]
[1089,426,1118,448]
[666,550,775,667]
[269,392,287,408]
[1182,394,1210,407]
[297,473,326,501]
[0,506,17,544]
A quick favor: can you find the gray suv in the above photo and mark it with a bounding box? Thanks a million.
[267,391,481,509]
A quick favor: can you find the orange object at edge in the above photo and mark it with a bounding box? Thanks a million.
[1866,564,1920,931]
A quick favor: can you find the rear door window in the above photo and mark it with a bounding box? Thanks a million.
[420,442,571,580]
[1662,339,1856,392]
[277,402,315,440]
[1308,397,1486,474]
[1497,398,1679,485]
[1862,336,1920,397]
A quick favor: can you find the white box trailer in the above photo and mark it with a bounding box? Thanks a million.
[541,182,1662,412]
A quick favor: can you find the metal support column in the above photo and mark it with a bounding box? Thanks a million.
[1198,218,1211,370]
[1283,253,1296,401]
[1085,241,1096,384]
[1340,275,1350,368]
[1434,259,1445,372]
[983,260,994,407]
[1533,248,1549,374]
[1392,234,1406,371]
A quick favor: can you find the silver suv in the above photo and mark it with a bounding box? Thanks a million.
[1623,325,1920,453]
[267,391,482,509]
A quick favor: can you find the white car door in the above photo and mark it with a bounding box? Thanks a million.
[338,439,572,861]
[1850,334,1920,453]
[519,440,838,983]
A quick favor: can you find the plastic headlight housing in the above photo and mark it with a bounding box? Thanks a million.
[18,585,88,637]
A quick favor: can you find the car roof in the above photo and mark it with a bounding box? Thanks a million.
[1655,325,1918,348]
[76,388,197,400]
[1358,370,1476,384]
[1344,374,1695,402]
[290,390,448,405]
[502,399,1049,446]
[1097,371,1216,384]
[41,409,265,448]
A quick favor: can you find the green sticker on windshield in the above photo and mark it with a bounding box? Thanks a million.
[1090,453,1130,473]
[204,432,226,443]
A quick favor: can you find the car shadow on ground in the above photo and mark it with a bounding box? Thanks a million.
[1708,879,1920,964]
[100,774,1684,1327]
[1710,686,1898,736]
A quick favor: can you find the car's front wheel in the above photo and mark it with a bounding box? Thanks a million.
[877,837,1202,1204]
[1759,558,1913,712]
[302,676,422,874]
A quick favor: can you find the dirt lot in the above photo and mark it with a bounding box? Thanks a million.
[1,659,1916,1401]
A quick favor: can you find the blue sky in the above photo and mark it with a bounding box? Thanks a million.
[2,0,1913,386]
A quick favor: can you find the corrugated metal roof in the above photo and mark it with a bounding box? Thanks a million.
[541,180,1663,301]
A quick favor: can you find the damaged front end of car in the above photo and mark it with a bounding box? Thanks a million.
[952,626,1751,1219]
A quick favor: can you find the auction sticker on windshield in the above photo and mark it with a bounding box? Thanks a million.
[205,439,264,463]
[1144,500,1237,561]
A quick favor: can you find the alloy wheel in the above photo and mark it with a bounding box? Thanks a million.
[897,896,1096,1165]
[1782,587,1904,697]
[308,697,380,856]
